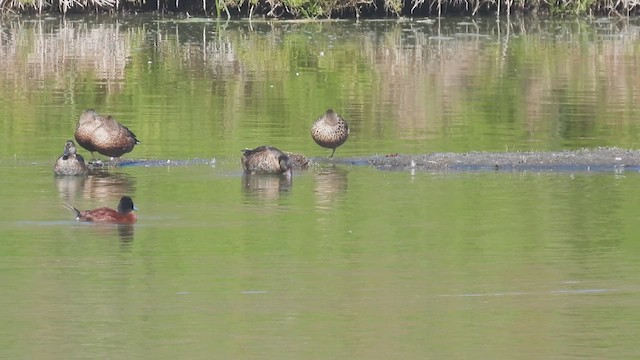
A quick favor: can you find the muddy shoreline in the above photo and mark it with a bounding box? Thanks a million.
[320,148,640,171]
[106,147,640,173]
[343,147,640,172]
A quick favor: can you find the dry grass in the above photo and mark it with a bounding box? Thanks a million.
[1,0,117,13]
[1,0,640,15]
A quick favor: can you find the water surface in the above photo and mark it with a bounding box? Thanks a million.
[2,15,640,359]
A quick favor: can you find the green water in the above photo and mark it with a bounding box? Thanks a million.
[2,15,640,359]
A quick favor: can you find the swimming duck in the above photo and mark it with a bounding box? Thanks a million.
[53,140,89,176]
[74,109,139,158]
[311,109,349,158]
[241,146,293,178]
[66,196,138,224]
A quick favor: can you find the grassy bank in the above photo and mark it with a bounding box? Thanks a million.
[1,0,639,17]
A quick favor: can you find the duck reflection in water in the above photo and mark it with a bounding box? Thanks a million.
[117,224,135,242]
[242,173,292,202]
[71,223,136,243]
[82,171,136,201]
[54,175,87,204]
[55,170,136,204]
[314,166,348,210]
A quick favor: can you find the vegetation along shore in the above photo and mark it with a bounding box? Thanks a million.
[2,0,639,18]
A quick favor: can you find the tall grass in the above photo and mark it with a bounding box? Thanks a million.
[1,0,639,16]
[1,0,117,13]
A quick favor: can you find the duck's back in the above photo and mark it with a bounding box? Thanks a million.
[242,146,288,174]
[75,110,139,157]
[75,111,101,153]
[78,207,137,224]
[92,116,138,157]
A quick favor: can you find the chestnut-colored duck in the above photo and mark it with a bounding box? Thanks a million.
[53,140,89,176]
[67,196,138,224]
[74,109,139,158]
[311,109,349,158]
[241,146,293,178]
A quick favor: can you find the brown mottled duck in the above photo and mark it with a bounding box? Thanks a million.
[311,109,349,158]
[74,109,139,159]
[241,146,293,178]
[53,140,89,176]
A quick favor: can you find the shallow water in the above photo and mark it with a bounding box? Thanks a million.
[2,15,640,359]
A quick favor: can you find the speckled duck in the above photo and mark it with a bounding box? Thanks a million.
[311,109,349,158]
[74,109,139,159]
[53,140,89,176]
[241,145,293,178]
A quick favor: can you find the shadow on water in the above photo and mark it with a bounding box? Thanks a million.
[313,165,348,211]
[54,170,136,203]
[241,173,292,203]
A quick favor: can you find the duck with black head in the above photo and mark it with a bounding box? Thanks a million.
[53,140,89,176]
[66,196,138,224]
[74,109,139,159]
[241,145,293,179]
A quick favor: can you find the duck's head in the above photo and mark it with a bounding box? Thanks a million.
[117,196,138,214]
[78,109,99,125]
[278,154,293,179]
[63,140,78,158]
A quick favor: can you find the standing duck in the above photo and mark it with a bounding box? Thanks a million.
[311,109,349,158]
[241,146,293,178]
[53,140,89,176]
[74,109,139,159]
[66,196,138,224]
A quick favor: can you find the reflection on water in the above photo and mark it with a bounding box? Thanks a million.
[55,171,135,203]
[242,173,292,203]
[0,18,139,92]
[313,166,348,211]
[117,224,135,243]
[54,175,87,203]
[3,17,640,161]
[4,16,640,360]
[69,222,136,243]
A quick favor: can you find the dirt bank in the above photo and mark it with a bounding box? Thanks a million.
[327,147,640,172]
[102,147,640,173]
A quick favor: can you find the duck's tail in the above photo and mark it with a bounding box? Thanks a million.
[63,202,81,220]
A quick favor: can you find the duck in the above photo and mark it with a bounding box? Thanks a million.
[311,109,349,158]
[66,196,138,224]
[74,109,139,159]
[241,146,293,178]
[285,152,310,170]
[53,140,89,176]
